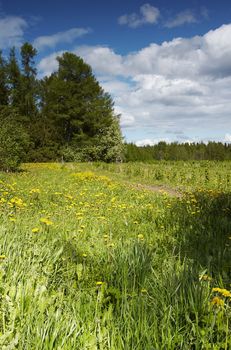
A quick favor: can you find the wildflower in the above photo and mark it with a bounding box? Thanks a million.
[82,253,87,258]
[221,289,231,298]
[137,234,144,241]
[32,227,40,233]
[211,296,224,307]
[212,287,231,297]
[96,281,103,286]
[0,255,6,260]
[30,188,41,194]
[9,217,16,222]
[40,217,54,226]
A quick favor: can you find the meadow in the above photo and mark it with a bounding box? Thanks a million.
[0,161,231,349]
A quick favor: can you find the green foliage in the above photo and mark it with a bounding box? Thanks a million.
[0,162,231,348]
[19,42,38,118]
[0,44,124,163]
[40,52,123,162]
[7,47,22,107]
[0,107,29,171]
[0,50,9,105]
[125,141,231,162]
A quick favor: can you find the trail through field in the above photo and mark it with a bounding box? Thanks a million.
[126,181,182,197]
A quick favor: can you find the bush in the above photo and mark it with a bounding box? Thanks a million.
[0,107,29,171]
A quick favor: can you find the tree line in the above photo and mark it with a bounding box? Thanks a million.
[0,43,230,170]
[0,43,123,170]
[125,141,231,161]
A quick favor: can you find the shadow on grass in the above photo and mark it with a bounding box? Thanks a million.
[169,190,231,282]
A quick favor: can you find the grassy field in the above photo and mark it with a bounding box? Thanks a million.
[0,162,231,349]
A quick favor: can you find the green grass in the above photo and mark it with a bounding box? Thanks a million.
[0,162,230,349]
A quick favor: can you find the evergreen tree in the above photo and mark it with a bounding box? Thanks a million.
[20,42,38,118]
[0,50,9,105]
[7,47,21,107]
[41,52,123,161]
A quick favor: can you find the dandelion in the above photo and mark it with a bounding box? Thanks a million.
[211,296,224,307]
[40,217,54,226]
[0,255,6,260]
[30,188,41,194]
[137,234,144,241]
[32,227,40,233]
[9,217,16,222]
[96,281,103,286]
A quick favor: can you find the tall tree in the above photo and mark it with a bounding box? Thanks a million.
[41,52,121,153]
[0,50,9,105]
[20,42,38,118]
[7,47,21,107]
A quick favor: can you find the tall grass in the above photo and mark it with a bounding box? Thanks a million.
[0,162,230,349]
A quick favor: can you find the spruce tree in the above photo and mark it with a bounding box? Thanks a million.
[7,47,21,107]
[20,42,38,118]
[0,50,9,105]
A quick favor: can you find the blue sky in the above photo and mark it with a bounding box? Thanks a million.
[1,0,231,144]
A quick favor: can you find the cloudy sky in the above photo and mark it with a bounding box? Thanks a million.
[1,0,231,145]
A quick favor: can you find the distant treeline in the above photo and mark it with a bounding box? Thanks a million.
[124,142,231,161]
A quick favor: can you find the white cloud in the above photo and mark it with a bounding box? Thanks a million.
[34,27,90,50]
[136,138,171,146]
[37,51,63,77]
[165,10,197,28]
[75,46,123,76]
[0,15,27,48]
[37,23,231,143]
[118,3,160,28]
[224,134,231,143]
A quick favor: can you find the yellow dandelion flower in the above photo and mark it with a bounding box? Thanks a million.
[211,296,224,307]
[32,227,40,233]
[96,281,103,286]
[137,234,144,241]
[0,255,6,260]
[40,218,54,226]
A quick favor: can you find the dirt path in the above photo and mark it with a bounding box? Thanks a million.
[127,182,182,197]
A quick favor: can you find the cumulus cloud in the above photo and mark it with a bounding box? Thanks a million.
[34,27,90,50]
[164,10,197,28]
[0,15,27,48]
[37,23,231,142]
[118,3,160,28]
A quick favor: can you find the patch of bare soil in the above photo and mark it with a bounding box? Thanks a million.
[128,182,182,197]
